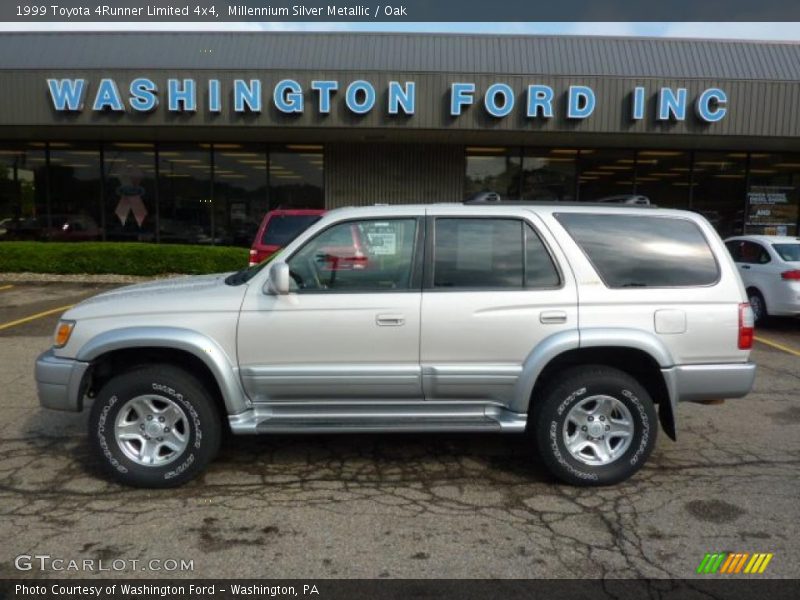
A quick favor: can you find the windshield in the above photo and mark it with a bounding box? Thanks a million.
[262,214,321,246]
[773,243,800,262]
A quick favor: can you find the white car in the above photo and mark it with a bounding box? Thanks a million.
[725,235,800,322]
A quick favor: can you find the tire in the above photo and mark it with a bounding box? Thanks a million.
[748,289,768,325]
[532,365,657,486]
[88,365,221,488]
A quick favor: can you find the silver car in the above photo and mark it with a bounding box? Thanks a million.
[35,202,756,488]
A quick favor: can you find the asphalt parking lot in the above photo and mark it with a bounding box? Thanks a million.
[0,280,798,580]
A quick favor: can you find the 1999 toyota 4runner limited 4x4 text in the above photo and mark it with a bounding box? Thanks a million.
[35,202,757,488]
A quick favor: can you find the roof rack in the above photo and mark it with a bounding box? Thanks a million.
[463,192,658,208]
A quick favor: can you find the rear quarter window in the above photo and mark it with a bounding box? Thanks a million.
[555,213,720,288]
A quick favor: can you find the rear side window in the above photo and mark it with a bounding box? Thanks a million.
[262,214,322,246]
[555,213,719,288]
[432,218,560,289]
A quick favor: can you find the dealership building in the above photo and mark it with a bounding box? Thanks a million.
[0,31,799,245]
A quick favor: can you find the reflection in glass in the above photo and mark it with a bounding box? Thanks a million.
[578,149,635,201]
[692,152,747,237]
[270,146,324,210]
[465,148,521,200]
[633,150,691,210]
[49,143,102,241]
[158,144,213,244]
[104,143,156,242]
[0,145,47,241]
[522,149,576,201]
[213,145,268,246]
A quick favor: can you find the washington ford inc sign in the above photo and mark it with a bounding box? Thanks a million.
[46,77,729,122]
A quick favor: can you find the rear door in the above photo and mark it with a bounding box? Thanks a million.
[419,210,577,407]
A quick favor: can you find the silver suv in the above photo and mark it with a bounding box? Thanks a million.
[35,202,756,488]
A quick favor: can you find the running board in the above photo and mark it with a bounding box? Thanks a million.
[228,402,527,434]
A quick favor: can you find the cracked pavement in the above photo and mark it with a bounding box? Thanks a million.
[0,282,798,579]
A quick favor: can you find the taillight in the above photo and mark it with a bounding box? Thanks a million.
[738,302,754,350]
[781,270,800,281]
[248,249,258,267]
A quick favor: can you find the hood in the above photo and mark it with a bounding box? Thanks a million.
[64,272,248,320]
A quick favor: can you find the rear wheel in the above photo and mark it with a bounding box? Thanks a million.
[748,289,768,324]
[532,365,657,486]
[88,365,221,488]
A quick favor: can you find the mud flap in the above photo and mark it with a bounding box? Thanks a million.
[659,398,676,441]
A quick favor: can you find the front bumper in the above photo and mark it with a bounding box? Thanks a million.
[662,362,757,404]
[34,349,90,412]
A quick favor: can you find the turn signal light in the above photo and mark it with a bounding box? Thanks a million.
[54,320,75,348]
[738,303,754,350]
[780,270,800,281]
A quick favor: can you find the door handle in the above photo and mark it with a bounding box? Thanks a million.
[376,314,405,326]
[540,310,568,324]
[741,265,751,270]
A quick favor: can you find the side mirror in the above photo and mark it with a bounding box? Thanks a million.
[264,262,291,295]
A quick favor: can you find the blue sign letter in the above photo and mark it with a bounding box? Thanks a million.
[484,83,514,118]
[274,79,304,114]
[658,87,687,121]
[234,79,262,113]
[168,79,196,112]
[526,85,553,118]
[346,80,376,114]
[208,79,221,113]
[567,86,595,119]
[129,78,158,112]
[47,79,86,111]
[696,88,727,123]
[632,86,645,120]
[93,79,124,112]
[311,80,338,114]
[450,83,475,116]
[388,81,415,115]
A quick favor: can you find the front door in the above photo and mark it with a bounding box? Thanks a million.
[237,216,424,402]
[420,213,577,407]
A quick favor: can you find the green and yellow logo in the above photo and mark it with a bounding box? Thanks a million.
[697,552,774,574]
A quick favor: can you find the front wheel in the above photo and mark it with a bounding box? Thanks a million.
[88,365,221,488]
[532,365,657,486]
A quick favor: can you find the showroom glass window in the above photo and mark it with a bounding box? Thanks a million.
[744,153,800,236]
[48,143,103,242]
[465,147,521,200]
[104,143,157,242]
[269,145,324,210]
[158,144,213,244]
[287,218,418,291]
[577,149,635,201]
[633,150,691,209]
[521,149,577,201]
[0,144,47,241]
[213,144,268,247]
[692,152,747,238]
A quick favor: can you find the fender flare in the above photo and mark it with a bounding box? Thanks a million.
[76,326,249,415]
[512,327,677,439]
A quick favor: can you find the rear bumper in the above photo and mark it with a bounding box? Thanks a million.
[662,362,756,404]
[34,349,89,412]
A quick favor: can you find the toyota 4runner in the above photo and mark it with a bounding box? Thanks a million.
[35,202,756,487]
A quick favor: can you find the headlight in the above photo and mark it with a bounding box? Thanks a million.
[53,320,76,348]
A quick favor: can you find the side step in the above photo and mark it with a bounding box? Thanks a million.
[228,401,527,434]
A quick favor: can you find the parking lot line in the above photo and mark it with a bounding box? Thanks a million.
[755,335,800,358]
[0,284,14,291]
[0,304,74,331]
